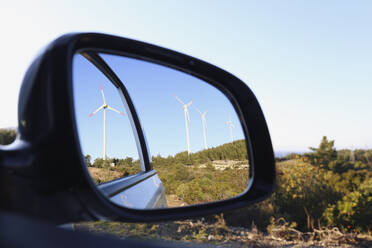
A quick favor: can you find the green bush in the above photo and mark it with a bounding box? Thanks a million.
[83,135,371,234]
[0,128,16,145]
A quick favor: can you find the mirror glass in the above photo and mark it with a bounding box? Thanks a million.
[73,52,250,209]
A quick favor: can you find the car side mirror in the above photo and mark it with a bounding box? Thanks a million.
[0,33,275,224]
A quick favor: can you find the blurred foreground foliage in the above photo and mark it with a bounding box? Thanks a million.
[230,136,371,233]
[86,135,371,233]
[1,129,369,234]
[0,128,16,145]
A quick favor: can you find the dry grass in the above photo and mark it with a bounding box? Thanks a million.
[88,167,122,183]
[76,217,372,247]
[197,160,249,170]
[266,217,372,247]
[166,194,187,207]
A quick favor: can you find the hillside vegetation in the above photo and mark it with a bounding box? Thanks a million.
[0,128,16,145]
[88,140,249,204]
[81,137,372,247]
[87,136,371,234]
[1,130,370,246]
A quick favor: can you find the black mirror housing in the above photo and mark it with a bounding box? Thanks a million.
[0,33,275,224]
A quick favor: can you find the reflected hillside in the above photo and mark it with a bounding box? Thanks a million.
[86,140,250,205]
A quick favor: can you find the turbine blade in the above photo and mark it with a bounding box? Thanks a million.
[195,107,202,115]
[107,105,125,116]
[186,101,192,107]
[100,85,106,104]
[89,105,104,117]
[173,94,185,105]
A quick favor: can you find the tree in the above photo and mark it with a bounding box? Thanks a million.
[304,136,337,169]
[0,128,17,145]
[85,154,92,167]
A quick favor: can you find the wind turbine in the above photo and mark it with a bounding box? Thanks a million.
[226,114,235,143]
[174,94,192,155]
[89,85,125,160]
[195,107,208,150]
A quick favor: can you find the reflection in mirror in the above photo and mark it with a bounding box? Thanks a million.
[73,54,143,184]
[73,52,250,210]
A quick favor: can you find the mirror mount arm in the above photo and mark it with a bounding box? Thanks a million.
[0,140,34,169]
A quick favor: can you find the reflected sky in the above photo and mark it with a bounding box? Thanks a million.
[73,54,244,160]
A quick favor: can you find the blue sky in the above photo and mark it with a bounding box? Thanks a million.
[1,1,372,152]
[73,54,244,159]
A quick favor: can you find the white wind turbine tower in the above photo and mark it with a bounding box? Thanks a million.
[226,114,235,143]
[195,107,208,150]
[174,94,192,155]
[89,85,125,160]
